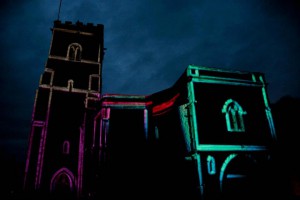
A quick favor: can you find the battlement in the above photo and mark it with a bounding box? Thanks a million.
[53,20,104,32]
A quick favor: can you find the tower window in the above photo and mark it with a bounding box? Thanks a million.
[68,79,74,91]
[63,140,70,155]
[67,43,82,61]
[222,99,247,132]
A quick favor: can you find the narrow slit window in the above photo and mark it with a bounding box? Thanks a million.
[68,79,74,91]
[154,126,159,140]
[63,141,70,155]
[222,99,247,132]
[207,155,216,175]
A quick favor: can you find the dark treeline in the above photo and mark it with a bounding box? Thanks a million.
[271,95,300,198]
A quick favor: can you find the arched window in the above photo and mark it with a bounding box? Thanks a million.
[222,99,247,132]
[68,79,74,92]
[67,43,82,61]
[63,140,70,155]
[207,155,216,175]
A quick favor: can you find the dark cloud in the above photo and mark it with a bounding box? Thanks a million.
[100,0,300,101]
[1,0,300,161]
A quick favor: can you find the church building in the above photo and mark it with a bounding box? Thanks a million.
[23,20,277,200]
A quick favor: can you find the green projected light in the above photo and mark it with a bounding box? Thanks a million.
[222,99,247,132]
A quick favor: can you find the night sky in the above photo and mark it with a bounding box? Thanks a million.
[0,0,300,163]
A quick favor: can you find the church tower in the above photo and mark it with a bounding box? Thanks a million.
[23,20,104,199]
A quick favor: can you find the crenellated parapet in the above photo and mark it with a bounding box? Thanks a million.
[53,20,104,33]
